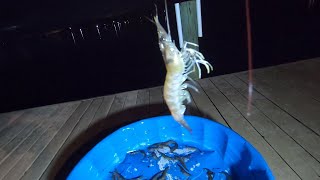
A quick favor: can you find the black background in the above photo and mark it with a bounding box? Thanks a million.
[0,0,319,113]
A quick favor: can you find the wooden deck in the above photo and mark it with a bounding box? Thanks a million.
[0,58,320,180]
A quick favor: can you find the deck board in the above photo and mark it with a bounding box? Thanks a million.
[198,78,300,179]
[0,106,56,149]
[23,100,92,180]
[0,110,24,133]
[210,76,320,179]
[223,74,320,163]
[237,69,320,135]
[135,89,150,119]
[248,60,320,101]
[39,96,112,179]
[86,95,114,131]
[149,86,167,117]
[0,58,320,179]
[185,89,202,117]
[123,90,138,108]
[3,102,80,180]
[277,60,320,99]
[0,103,71,179]
[0,106,58,161]
[118,90,140,124]
[0,116,45,161]
[189,82,228,127]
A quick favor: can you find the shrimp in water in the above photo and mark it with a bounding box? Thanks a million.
[153,9,213,132]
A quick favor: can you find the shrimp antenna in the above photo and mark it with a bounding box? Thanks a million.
[144,4,157,24]
[164,0,171,38]
[155,3,158,16]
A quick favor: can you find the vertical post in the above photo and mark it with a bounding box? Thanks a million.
[179,0,199,79]
[196,0,203,37]
[175,3,184,49]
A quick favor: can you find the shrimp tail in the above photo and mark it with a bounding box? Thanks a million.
[173,114,192,133]
[180,120,192,133]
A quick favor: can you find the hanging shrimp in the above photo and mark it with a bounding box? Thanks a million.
[152,7,213,132]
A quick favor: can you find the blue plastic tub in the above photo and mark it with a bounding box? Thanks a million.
[68,115,274,179]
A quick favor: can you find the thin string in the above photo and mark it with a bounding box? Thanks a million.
[164,0,171,38]
[245,0,253,116]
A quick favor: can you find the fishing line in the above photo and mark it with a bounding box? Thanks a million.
[245,0,253,116]
[164,0,171,38]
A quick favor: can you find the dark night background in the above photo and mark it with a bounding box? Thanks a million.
[0,0,319,113]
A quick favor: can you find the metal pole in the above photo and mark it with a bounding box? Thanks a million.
[175,3,184,48]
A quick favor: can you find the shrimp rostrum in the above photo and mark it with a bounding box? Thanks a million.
[153,13,213,132]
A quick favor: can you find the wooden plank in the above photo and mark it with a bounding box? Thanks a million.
[86,95,114,130]
[188,81,229,127]
[237,70,320,135]
[149,86,167,117]
[19,100,92,180]
[0,110,25,133]
[41,92,146,180]
[2,102,80,180]
[198,78,300,179]
[185,88,201,117]
[116,90,140,124]
[100,92,127,127]
[106,92,127,118]
[275,60,320,100]
[40,94,124,180]
[135,89,150,119]
[39,97,107,180]
[224,74,320,163]
[180,0,199,46]
[81,93,127,172]
[123,90,138,108]
[0,105,57,149]
[85,92,128,138]
[180,0,200,80]
[279,59,320,82]
[249,60,320,101]
[0,105,59,162]
[211,76,320,179]
[0,104,63,179]
[252,60,320,101]
[42,90,149,180]
[311,57,320,64]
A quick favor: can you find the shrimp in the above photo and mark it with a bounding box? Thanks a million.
[153,8,213,132]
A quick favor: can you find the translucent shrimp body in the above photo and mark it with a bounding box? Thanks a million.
[154,15,212,132]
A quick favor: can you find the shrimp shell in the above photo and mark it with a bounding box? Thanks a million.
[153,13,213,132]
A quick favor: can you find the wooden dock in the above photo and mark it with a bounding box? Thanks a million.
[0,58,319,180]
